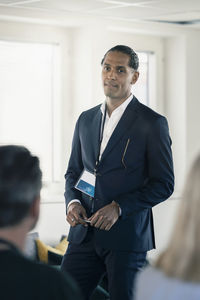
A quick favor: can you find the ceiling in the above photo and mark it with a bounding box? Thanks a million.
[0,0,200,28]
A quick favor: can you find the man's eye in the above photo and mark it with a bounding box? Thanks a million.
[104,66,110,71]
[118,69,124,73]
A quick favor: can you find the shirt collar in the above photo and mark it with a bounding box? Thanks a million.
[100,94,133,116]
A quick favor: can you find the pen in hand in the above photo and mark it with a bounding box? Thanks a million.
[79,218,91,223]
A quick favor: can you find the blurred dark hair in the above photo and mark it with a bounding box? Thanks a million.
[101,45,139,70]
[0,145,42,227]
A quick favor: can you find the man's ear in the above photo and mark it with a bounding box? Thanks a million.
[28,196,40,231]
[131,71,139,85]
[30,196,40,220]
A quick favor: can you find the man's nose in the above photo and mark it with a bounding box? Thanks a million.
[107,69,116,80]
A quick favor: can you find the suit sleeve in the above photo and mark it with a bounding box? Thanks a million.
[64,114,84,209]
[115,116,174,217]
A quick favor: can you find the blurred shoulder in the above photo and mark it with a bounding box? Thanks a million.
[23,257,81,297]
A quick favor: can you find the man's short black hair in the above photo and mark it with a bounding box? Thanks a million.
[0,145,42,227]
[101,45,139,70]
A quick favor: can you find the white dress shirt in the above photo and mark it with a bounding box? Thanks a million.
[68,94,133,209]
[99,94,133,159]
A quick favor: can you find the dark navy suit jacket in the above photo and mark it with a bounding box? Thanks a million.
[65,97,174,252]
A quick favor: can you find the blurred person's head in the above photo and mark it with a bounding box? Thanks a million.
[0,145,42,247]
[156,154,200,282]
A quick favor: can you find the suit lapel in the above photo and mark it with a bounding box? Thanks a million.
[90,108,102,163]
[100,98,139,162]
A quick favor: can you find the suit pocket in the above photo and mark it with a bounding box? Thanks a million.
[68,224,88,244]
[121,138,131,168]
[121,138,145,170]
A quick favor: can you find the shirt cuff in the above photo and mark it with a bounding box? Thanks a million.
[119,207,122,216]
[67,199,81,211]
[112,200,122,216]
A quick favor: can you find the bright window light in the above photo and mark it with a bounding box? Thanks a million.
[133,51,155,107]
[0,40,61,182]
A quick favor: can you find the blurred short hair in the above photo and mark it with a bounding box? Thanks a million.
[0,145,42,227]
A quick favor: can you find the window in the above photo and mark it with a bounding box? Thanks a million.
[133,51,155,107]
[0,40,61,182]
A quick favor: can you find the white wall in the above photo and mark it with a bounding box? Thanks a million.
[149,197,180,261]
[34,202,69,245]
[164,36,187,194]
[186,32,200,168]
[0,19,200,255]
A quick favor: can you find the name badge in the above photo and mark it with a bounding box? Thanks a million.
[75,169,96,198]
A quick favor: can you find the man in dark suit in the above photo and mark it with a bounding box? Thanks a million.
[61,45,174,300]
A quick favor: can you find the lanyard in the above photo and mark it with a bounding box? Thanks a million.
[95,105,107,171]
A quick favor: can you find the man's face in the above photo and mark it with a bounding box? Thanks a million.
[102,51,139,101]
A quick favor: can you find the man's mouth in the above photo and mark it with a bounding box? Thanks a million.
[104,82,118,88]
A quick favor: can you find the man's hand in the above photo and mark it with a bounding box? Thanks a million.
[88,201,120,231]
[67,203,88,227]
